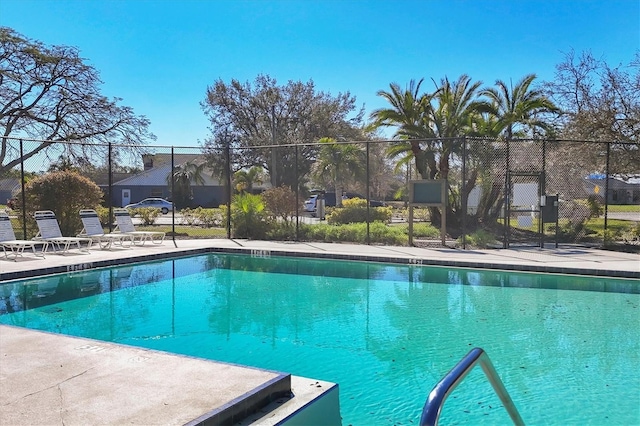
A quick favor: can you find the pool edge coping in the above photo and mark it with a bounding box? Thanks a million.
[1,245,638,281]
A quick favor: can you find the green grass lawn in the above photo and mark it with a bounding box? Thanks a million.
[138,224,228,238]
[584,218,639,236]
[607,204,640,213]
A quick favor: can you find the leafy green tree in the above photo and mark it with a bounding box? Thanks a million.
[0,27,155,174]
[360,135,399,201]
[47,156,79,173]
[313,137,364,206]
[15,170,103,235]
[168,160,205,209]
[201,74,364,189]
[545,50,640,174]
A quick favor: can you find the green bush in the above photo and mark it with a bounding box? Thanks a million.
[367,222,407,245]
[181,207,225,227]
[326,198,392,224]
[456,229,499,248]
[298,221,406,245]
[95,206,110,226]
[14,170,103,236]
[603,228,622,246]
[231,193,269,239]
[406,223,441,238]
[130,207,161,225]
[267,221,297,240]
[179,208,197,225]
[586,195,603,219]
[262,186,298,225]
[621,222,640,244]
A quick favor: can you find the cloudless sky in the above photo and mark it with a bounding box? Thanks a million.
[1,0,638,147]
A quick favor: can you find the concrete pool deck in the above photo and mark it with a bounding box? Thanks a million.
[0,239,638,425]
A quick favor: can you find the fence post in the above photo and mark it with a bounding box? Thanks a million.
[19,139,27,239]
[503,139,510,248]
[225,138,232,239]
[170,147,176,247]
[366,141,370,245]
[541,139,546,248]
[461,137,467,250]
[108,142,113,232]
[295,143,299,241]
[604,142,610,235]
[270,105,277,187]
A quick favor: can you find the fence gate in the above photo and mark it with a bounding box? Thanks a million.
[505,172,543,247]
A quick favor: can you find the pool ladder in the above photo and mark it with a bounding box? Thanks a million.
[420,347,525,426]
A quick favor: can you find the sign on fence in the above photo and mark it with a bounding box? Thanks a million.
[408,180,447,246]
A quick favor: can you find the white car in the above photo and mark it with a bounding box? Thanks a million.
[303,195,318,213]
[125,198,174,214]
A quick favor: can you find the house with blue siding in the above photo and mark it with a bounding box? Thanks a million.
[111,154,225,208]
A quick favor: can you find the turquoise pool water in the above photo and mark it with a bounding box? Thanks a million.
[1,254,639,425]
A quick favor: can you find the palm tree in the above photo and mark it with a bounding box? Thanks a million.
[476,75,560,223]
[427,74,485,179]
[313,138,364,206]
[168,160,206,209]
[372,76,485,229]
[371,76,485,180]
[370,79,436,179]
[480,74,559,139]
[233,166,264,193]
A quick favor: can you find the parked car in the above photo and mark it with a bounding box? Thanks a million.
[303,194,319,213]
[124,198,174,214]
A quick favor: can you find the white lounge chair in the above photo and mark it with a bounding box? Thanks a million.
[0,211,47,261]
[34,210,92,255]
[78,209,134,250]
[113,208,165,245]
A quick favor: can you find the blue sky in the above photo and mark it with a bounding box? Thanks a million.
[1,0,638,147]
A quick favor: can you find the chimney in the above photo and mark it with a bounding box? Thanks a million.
[142,154,154,170]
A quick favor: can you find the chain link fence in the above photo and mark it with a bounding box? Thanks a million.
[2,136,638,250]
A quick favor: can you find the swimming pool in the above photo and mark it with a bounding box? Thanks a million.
[1,253,639,424]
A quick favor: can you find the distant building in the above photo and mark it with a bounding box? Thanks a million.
[584,175,640,205]
[0,178,20,204]
[111,154,225,208]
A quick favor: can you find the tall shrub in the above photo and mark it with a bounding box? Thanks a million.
[17,170,103,235]
[326,197,392,224]
[231,193,268,239]
[262,186,298,225]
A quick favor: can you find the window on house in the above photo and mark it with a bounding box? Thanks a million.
[150,189,163,198]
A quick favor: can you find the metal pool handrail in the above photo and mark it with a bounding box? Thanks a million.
[420,347,525,426]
